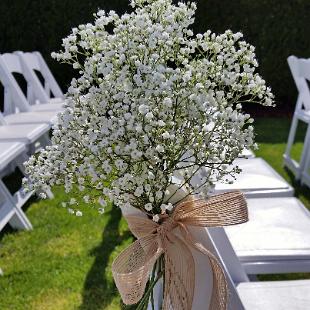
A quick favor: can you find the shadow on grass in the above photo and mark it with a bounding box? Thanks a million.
[79,206,133,310]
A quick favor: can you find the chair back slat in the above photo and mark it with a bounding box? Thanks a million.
[15,51,50,104]
[0,55,30,113]
[190,226,247,309]
[288,56,310,111]
[21,53,41,71]
[208,227,249,283]
[299,59,310,81]
[1,53,23,74]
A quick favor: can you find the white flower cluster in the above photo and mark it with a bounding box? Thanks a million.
[25,0,274,219]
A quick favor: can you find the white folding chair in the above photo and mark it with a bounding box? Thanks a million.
[15,51,64,107]
[225,196,310,275]
[0,53,61,125]
[214,158,294,198]
[0,142,32,231]
[283,56,310,180]
[208,227,310,310]
[0,141,34,275]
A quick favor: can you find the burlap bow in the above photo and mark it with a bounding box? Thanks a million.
[112,191,248,310]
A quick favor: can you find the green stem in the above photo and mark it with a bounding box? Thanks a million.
[136,270,164,310]
[150,261,157,310]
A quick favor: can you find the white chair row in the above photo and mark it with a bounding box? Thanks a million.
[0,51,64,233]
[0,51,64,125]
[284,55,310,187]
[0,51,65,276]
[209,227,310,310]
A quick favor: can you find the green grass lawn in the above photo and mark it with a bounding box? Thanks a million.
[1,117,310,310]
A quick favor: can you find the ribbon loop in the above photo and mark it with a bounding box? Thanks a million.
[112,190,248,309]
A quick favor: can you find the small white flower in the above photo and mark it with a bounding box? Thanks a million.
[76,210,83,216]
[166,203,173,211]
[134,186,143,197]
[157,120,166,127]
[98,197,107,207]
[39,192,47,199]
[155,191,163,200]
[145,203,153,211]
[145,112,153,120]
[156,145,165,153]
[138,104,149,115]
[160,204,167,213]
[69,198,77,205]
[153,214,160,222]
[162,131,170,139]
[163,97,173,107]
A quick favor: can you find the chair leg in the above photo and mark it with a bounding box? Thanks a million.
[301,134,310,186]
[284,114,310,180]
[8,210,33,230]
[298,125,310,180]
[0,180,32,231]
[284,115,298,158]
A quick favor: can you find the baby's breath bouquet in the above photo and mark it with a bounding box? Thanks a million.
[25,0,273,308]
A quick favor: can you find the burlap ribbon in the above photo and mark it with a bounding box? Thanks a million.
[112,191,248,309]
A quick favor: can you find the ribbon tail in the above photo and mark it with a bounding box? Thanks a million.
[207,250,228,310]
[162,234,195,310]
[112,234,162,305]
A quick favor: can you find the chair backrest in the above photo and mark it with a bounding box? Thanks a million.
[190,226,248,309]
[0,54,30,114]
[208,227,248,309]
[17,51,64,105]
[288,56,310,112]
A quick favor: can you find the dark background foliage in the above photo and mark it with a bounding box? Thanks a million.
[0,0,309,115]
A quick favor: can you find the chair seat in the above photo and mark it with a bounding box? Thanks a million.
[237,280,310,310]
[0,142,26,171]
[225,197,310,261]
[30,101,64,112]
[214,158,294,197]
[49,97,64,104]
[4,111,58,125]
[0,124,49,144]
